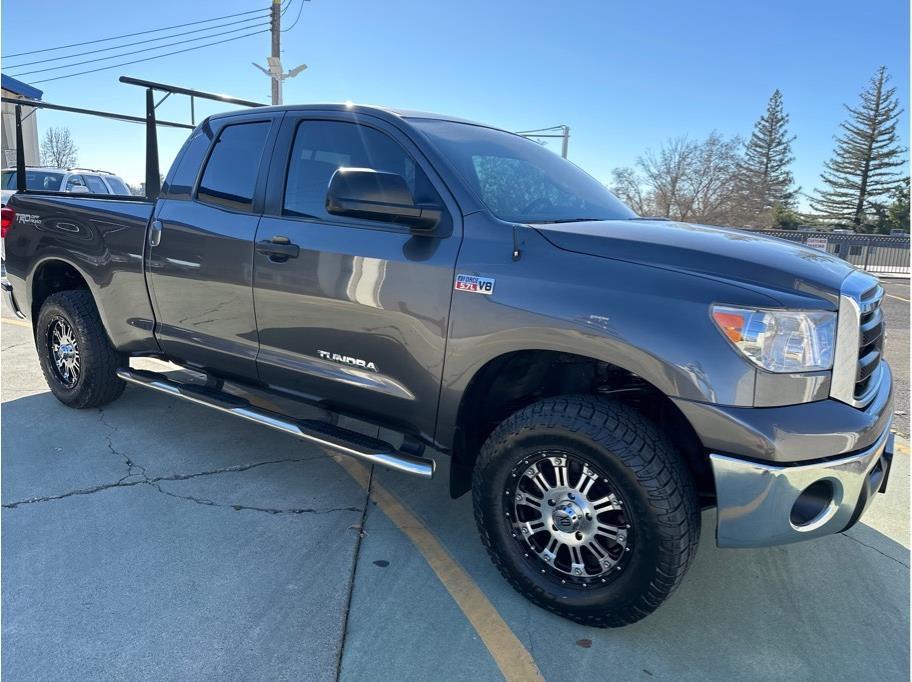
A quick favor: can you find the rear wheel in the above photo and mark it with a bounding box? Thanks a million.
[472,395,700,627]
[36,290,126,408]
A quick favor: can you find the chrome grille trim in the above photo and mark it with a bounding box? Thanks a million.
[830,271,884,408]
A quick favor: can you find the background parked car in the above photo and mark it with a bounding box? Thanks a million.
[1,166,132,205]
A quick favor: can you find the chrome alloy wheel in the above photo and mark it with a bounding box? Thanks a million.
[48,317,80,388]
[506,452,631,583]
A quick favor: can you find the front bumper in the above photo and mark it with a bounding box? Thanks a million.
[710,422,894,548]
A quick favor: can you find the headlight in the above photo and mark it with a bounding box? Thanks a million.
[711,305,836,373]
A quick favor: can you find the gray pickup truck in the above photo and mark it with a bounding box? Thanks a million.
[2,103,893,627]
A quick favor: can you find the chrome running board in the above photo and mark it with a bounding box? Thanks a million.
[116,368,435,478]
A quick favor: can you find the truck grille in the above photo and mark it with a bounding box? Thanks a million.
[831,271,884,409]
[855,285,885,401]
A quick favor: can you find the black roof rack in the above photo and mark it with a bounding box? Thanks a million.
[9,75,263,200]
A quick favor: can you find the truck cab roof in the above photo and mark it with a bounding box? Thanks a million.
[206,102,490,129]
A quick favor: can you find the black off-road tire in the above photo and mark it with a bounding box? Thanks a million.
[36,290,126,408]
[472,395,700,627]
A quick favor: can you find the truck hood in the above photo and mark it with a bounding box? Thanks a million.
[533,219,855,302]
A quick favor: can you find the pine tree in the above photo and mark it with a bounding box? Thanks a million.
[736,89,797,225]
[811,66,906,229]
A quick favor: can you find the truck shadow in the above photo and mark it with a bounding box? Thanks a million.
[2,387,909,680]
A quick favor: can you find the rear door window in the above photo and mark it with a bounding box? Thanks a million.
[84,175,110,194]
[197,122,270,212]
[164,131,211,199]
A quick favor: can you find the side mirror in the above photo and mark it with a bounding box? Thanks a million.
[68,185,90,194]
[325,168,441,231]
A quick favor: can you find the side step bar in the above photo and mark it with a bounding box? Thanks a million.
[116,368,435,479]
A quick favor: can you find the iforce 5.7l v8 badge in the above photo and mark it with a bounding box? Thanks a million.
[454,273,495,295]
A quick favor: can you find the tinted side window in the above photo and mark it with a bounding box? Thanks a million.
[197,122,270,211]
[84,175,110,194]
[283,120,439,220]
[164,131,211,199]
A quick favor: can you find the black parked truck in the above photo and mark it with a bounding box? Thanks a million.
[2,93,894,626]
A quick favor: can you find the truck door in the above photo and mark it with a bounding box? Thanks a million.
[252,114,462,442]
[146,113,280,381]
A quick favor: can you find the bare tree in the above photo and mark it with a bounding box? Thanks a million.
[40,127,78,168]
[685,132,742,224]
[610,133,742,224]
[610,166,652,215]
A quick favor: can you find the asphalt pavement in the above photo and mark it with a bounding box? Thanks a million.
[1,282,909,681]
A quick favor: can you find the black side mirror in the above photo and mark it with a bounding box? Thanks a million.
[325,168,442,231]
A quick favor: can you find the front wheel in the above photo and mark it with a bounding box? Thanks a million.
[472,395,700,627]
[36,290,126,409]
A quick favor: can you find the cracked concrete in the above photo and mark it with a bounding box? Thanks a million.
[2,315,368,680]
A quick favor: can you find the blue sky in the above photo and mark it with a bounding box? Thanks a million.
[2,0,909,204]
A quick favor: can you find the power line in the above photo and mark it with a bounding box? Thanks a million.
[31,29,269,84]
[2,5,273,59]
[282,0,309,32]
[11,23,270,78]
[6,15,271,70]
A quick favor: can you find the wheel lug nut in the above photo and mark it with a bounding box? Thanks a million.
[575,532,583,540]
[548,499,555,506]
[568,493,575,499]
[574,569,582,575]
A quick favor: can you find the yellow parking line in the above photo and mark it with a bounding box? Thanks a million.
[334,455,544,682]
[1,317,31,329]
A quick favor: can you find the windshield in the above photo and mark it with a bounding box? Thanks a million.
[410,120,636,224]
[2,170,65,192]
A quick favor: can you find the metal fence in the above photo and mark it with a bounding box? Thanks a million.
[753,231,910,275]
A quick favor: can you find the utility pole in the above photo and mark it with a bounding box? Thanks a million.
[270,0,281,105]
[253,0,308,105]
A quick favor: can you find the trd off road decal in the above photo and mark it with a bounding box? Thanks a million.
[454,274,495,295]
[16,213,41,225]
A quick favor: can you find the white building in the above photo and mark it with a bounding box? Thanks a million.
[1,74,43,168]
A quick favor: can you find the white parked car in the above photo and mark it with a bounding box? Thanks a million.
[1,167,133,205]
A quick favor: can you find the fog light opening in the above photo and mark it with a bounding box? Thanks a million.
[790,479,837,530]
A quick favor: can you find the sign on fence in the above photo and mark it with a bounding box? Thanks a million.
[805,237,829,251]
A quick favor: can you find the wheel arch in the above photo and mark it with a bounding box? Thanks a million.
[29,257,93,332]
[443,348,711,500]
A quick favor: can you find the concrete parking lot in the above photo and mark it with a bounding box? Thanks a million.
[2,281,909,681]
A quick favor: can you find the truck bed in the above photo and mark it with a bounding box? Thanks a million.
[4,193,159,354]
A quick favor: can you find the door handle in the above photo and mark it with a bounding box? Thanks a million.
[256,236,300,261]
[149,220,163,247]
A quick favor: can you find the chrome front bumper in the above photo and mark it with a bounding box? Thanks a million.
[710,421,894,548]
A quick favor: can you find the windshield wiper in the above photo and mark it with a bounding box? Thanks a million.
[629,216,670,221]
